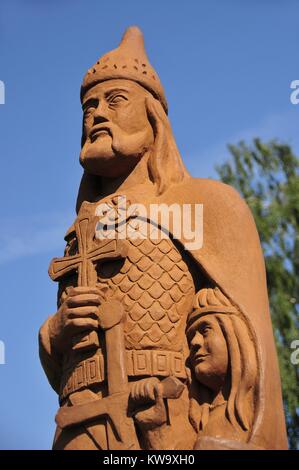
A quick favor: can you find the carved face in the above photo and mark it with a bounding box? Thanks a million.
[80,79,154,177]
[187,315,229,391]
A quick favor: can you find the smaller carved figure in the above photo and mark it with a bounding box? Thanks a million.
[187,287,260,450]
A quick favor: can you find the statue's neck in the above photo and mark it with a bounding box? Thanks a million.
[211,389,227,408]
[208,378,230,407]
[99,151,154,200]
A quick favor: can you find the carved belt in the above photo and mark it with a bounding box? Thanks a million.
[60,349,187,402]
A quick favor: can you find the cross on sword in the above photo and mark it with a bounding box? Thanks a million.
[50,214,185,449]
[48,215,128,351]
[49,215,140,449]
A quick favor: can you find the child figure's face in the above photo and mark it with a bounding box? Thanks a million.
[187,315,229,391]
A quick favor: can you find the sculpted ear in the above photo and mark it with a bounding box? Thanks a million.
[145,96,188,195]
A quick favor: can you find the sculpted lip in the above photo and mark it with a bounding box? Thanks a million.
[193,353,209,363]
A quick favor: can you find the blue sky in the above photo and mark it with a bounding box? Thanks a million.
[0,0,298,449]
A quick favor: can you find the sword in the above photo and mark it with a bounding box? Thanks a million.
[56,299,184,449]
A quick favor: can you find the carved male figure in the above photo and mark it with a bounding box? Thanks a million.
[39,26,288,450]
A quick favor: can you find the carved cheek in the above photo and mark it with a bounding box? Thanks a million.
[204,334,213,354]
[205,332,222,358]
[117,103,146,133]
[84,114,94,138]
[210,334,228,374]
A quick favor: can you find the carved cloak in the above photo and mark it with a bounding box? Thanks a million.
[76,173,288,450]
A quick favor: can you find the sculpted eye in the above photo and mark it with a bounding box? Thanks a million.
[108,94,128,106]
[201,326,211,336]
[84,105,95,117]
[83,98,98,117]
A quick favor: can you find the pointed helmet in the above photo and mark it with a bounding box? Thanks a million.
[81,26,168,113]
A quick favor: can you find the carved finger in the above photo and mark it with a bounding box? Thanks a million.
[137,384,143,402]
[140,382,149,400]
[66,306,99,319]
[66,286,101,297]
[130,383,138,401]
[145,381,156,402]
[153,382,163,401]
[67,294,101,308]
[65,318,98,331]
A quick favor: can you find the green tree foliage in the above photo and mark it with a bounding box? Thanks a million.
[216,139,299,449]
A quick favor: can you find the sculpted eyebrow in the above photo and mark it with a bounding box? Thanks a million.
[104,88,129,97]
[199,320,211,328]
[83,89,129,108]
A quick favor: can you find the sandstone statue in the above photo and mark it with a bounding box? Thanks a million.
[39,26,288,450]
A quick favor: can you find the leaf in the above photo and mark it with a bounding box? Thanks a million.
[216,139,299,449]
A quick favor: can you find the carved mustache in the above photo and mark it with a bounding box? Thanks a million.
[89,124,113,142]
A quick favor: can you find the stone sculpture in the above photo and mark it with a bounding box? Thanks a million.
[39,26,288,450]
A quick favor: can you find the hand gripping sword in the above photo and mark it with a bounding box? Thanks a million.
[55,299,185,449]
[48,215,128,351]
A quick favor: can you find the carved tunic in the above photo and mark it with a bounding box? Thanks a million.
[58,200,196,402]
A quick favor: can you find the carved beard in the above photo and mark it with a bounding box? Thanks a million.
[80,126,153,177]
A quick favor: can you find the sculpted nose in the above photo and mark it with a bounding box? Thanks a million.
[191,331,204,350]
[93,101,109,123]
